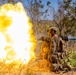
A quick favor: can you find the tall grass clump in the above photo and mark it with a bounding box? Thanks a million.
[66,43,76,67]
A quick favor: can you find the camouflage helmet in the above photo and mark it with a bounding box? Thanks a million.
[48,27,58,33]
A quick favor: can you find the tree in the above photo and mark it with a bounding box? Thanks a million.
[52,0,76,36]
[26,0,52,34]
[62,0,76,36]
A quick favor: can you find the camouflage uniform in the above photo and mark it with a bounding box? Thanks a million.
[40,37,51,60]
[40,27,71,73]
[49,28,71,73]
[49,34,63,72]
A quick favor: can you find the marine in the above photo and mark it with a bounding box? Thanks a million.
[39,27,71,73]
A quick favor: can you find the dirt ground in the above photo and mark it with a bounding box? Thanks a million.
[34,71,76,75]
[0,60,76,75]
[0,71,75,75]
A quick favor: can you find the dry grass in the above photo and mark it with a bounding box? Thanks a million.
[0,59,50,75]
[0,59,75,75]
[0,43,76,75]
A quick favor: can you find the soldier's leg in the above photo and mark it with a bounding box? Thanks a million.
[62,62,71,71]
[51,63,61,73]
[50,54,58,63]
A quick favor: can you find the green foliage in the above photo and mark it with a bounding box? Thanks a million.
[40,5,44,8]
[53,0,76,36]
[67,51,76,67]
[47,1,51,6]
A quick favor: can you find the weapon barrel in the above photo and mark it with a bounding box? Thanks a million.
[68,37,76,40]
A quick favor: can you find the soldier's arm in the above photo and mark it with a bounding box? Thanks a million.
[39,36,51,42]
[51,37,57,54]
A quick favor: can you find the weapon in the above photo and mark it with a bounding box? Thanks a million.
[38,36,51,42]
[68,37,76,40]
[60,35,76,41]
[39,35,76,42]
